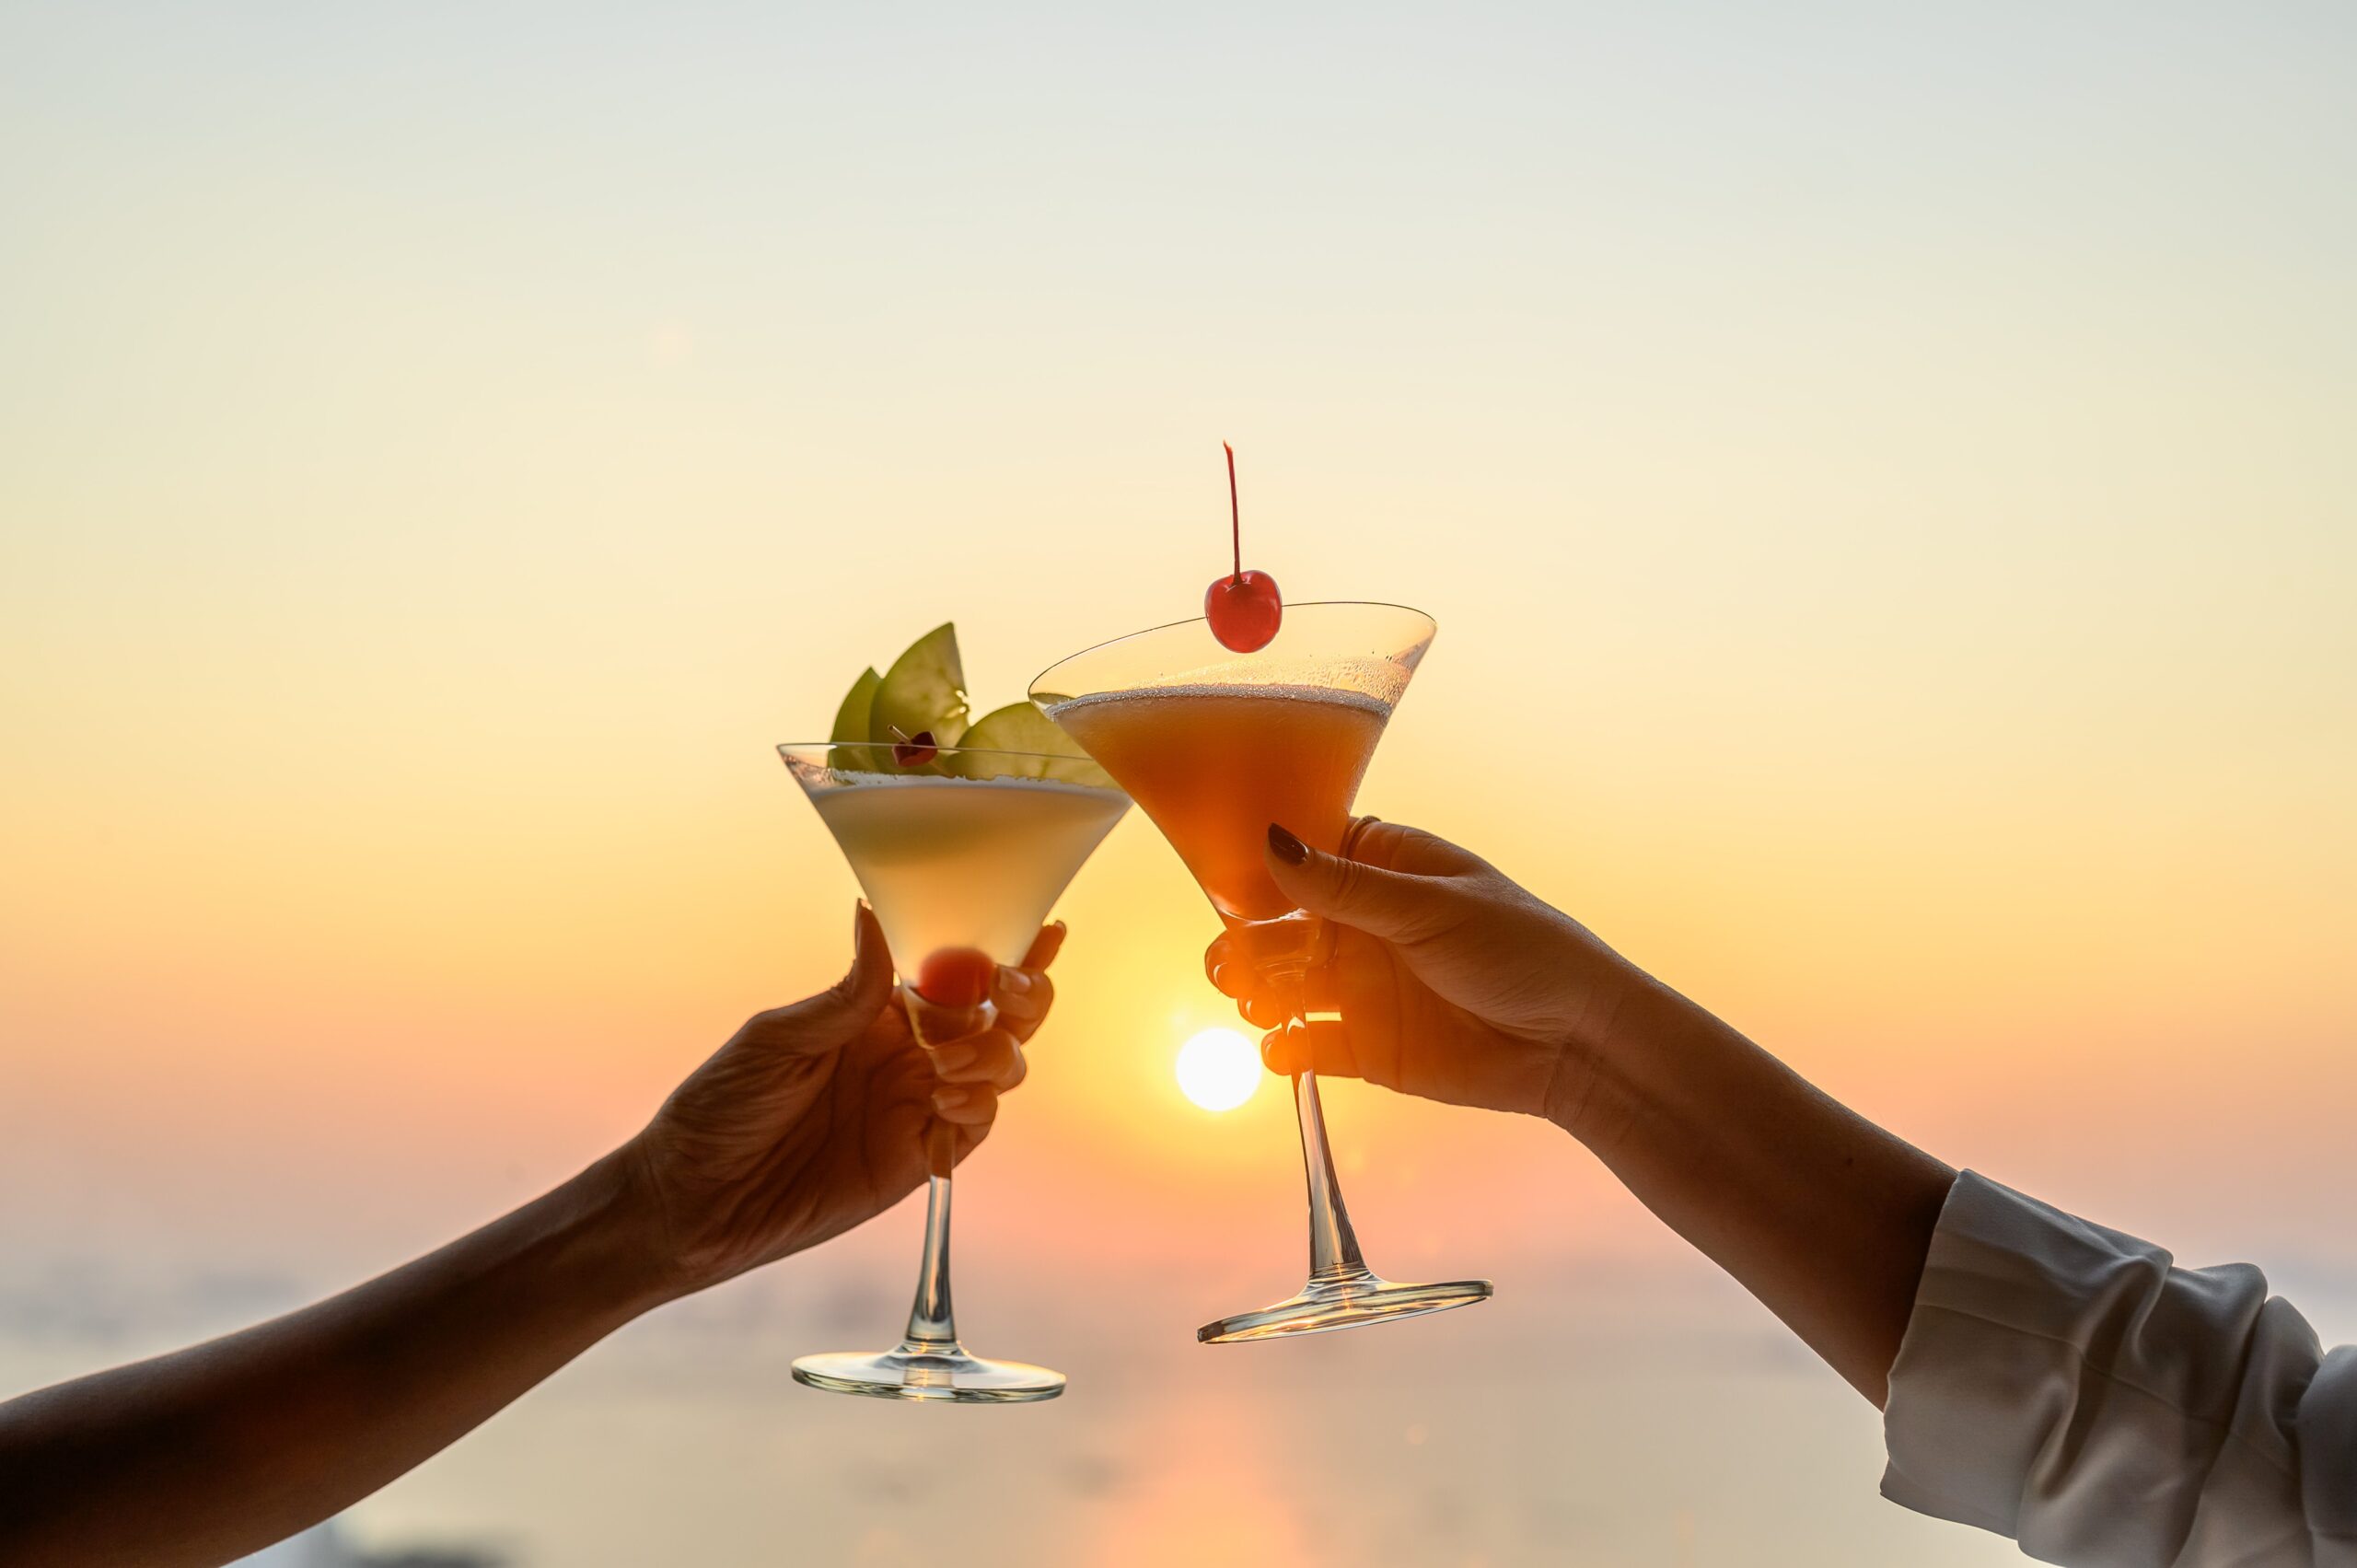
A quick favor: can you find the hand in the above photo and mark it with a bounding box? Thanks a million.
[624,903,1063,1297]
[1205,820,1644,1129]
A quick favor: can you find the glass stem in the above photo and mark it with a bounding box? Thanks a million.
[1251,923,1375,1285]
[898,990,987,1356]
[1293,1046,1371,1283]
[900,1171,958,1352]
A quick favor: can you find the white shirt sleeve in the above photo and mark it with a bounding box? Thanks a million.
[1881,1170,2357,1568]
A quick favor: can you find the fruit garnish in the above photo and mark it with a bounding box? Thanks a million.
[947,702,1118,787]
[829,666,883,771]
[870,622,970,752]
[832,625,1120,784]
[915,947,995,1008]
[1204,441,1282,653]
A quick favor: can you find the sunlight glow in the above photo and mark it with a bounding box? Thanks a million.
[1175,1028,1261,1112]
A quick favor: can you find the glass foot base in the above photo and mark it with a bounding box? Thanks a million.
[1197,1272,1493,1344]
[791,1343,1066,1403]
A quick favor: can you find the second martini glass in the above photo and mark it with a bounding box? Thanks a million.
[1033,601,1492,1342]
[779,741,1129,1400]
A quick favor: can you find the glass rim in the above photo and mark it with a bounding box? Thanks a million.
[1028,598,1437,692]
[774,740,1103,765]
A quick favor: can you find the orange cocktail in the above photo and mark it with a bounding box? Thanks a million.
[1047,684,1387,923]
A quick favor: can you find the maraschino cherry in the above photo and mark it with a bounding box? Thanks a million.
[916,947,995,1008]
[1204,441,1282,653]
[888,727,938,768]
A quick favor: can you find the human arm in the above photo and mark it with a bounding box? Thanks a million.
[1212,820,1952,1404]
[0,903,1062,1568]
[1212,821,2357,1564]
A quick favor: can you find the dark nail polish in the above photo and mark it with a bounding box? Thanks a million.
[1267,823,1308,865]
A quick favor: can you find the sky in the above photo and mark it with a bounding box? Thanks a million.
[3,3,2353,1563]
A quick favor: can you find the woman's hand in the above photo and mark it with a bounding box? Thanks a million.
[1204,821,1645,1130]
[625,903,1063,1299]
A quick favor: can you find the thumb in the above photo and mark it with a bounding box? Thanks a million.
[1264,823,1448,943]
[746,902,897,1051]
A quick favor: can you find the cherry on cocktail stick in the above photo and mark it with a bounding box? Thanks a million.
[889,727,939,768]
[1204,440,1282,653]
[916,947,995,1009]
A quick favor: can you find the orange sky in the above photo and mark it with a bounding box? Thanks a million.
[2,6,2354,1562]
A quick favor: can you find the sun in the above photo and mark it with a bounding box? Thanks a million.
[1175,1028,1261,1112]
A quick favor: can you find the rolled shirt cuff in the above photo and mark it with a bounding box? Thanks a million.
[1880,1170,2344,1568]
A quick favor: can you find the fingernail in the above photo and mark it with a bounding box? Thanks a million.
[932,1086,971,1111]
[994,965,1032,995]
[931,1042,979,1074]
[1268,824,1308,865]
[853,901,870,955]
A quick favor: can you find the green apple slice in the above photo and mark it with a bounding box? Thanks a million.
[946,702,1117,787]
[869,622,970,753]
[828,667,883,772]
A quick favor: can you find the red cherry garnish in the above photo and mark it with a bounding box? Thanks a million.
[1205,569,1283,653]
[915,947,995,1008]
[1205,441,1282,653]
[891,729,938,768]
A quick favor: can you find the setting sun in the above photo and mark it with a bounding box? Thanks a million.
[1175,1028,1261,1112]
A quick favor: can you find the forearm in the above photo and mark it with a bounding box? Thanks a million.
[1557,976,1954,1406]
[0,1148,674,1568]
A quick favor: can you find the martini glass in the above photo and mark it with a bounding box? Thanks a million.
[777,741,1129,1400]
[1032,602,1492,1343]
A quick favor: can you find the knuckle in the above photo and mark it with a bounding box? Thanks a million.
[1393,883,1473,945]
[741,1005,795,1039]
[1350,818,1403,868]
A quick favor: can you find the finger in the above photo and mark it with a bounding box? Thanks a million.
[1213,922,1301,972]
[1344,818,1491,877]
[1225,947,1357,1009]
[992,964,1054,1028]
[1204,933,1237,988]
[1021,921,1067,971]
[1207,951,1253,1001]
[1260,1019,1363,1079]
[1234,957,1351,1011]
[1241,994,1290,1030]
[737,901,896,1052]
[940,1118,992,1173]
[928,1028,1028,1091]
[1220,948,1348,1016]
[1264,825,1455,943]
[930,1082,1000,1127]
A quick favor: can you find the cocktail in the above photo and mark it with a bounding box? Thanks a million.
[782,625,1128,1400]
[1033,601,1492,1342]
